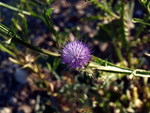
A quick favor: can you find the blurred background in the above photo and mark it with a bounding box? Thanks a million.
[0,0,150,113]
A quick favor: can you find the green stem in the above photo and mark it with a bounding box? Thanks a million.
[0,23,61,57]
[138,0,150,15]
[0,1,47,25]
[121,0,128,48]
[121,0,133,68]
[110,23,124,64]
[44,8,60,49]
[134,15,149,39]
[18,13,29,42]
[12,38,61,57]
[0,2,31,15]
[113,40,124,63]
[89,62,132,74]
[91,0,119,19]
[89,62,150,77]
[92,56,133,71]
[0,1,59,48]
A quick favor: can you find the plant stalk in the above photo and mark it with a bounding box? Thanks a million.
[0,2,31,15]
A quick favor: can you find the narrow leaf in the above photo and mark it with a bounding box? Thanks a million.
[0,2,31,15]
[46,8,53,16]
[132,18,150,26]
[0,44,16,57]
[47,0,54,4]
[9,57,20,64]
[5,38,12,44]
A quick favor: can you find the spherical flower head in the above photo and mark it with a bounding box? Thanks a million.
[61,40,91,70]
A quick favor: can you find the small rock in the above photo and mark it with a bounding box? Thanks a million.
[53,8,60,14]
[30,99,36,105]
[135,10,143,16]
[99,42,108,52]
[17,105,32,113]
[0,107,12,113]
[9,97,17,105]
[14,69,27,85]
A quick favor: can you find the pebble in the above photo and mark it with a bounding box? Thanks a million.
[14,69,28,85]
[0,107,12,113]
[17,105,32,113]
[9,97,17,105]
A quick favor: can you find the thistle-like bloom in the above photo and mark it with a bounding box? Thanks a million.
[61,40,91,70]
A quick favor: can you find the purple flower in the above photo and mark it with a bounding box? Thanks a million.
[61,40,91,70]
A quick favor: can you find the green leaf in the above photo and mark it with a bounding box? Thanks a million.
[46,8,53,16]
[18,13,29,41]
[5,38,12,44]
[25,0,37,16]
[12,18,22,31]
[53,58,60,70]
[132,18,150,26]
[141,0,147,4]
[0,44,16,57]
[46,62,52,72]
[79,98,84,104]
[47,0,54,4]
[147,1,150,12]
